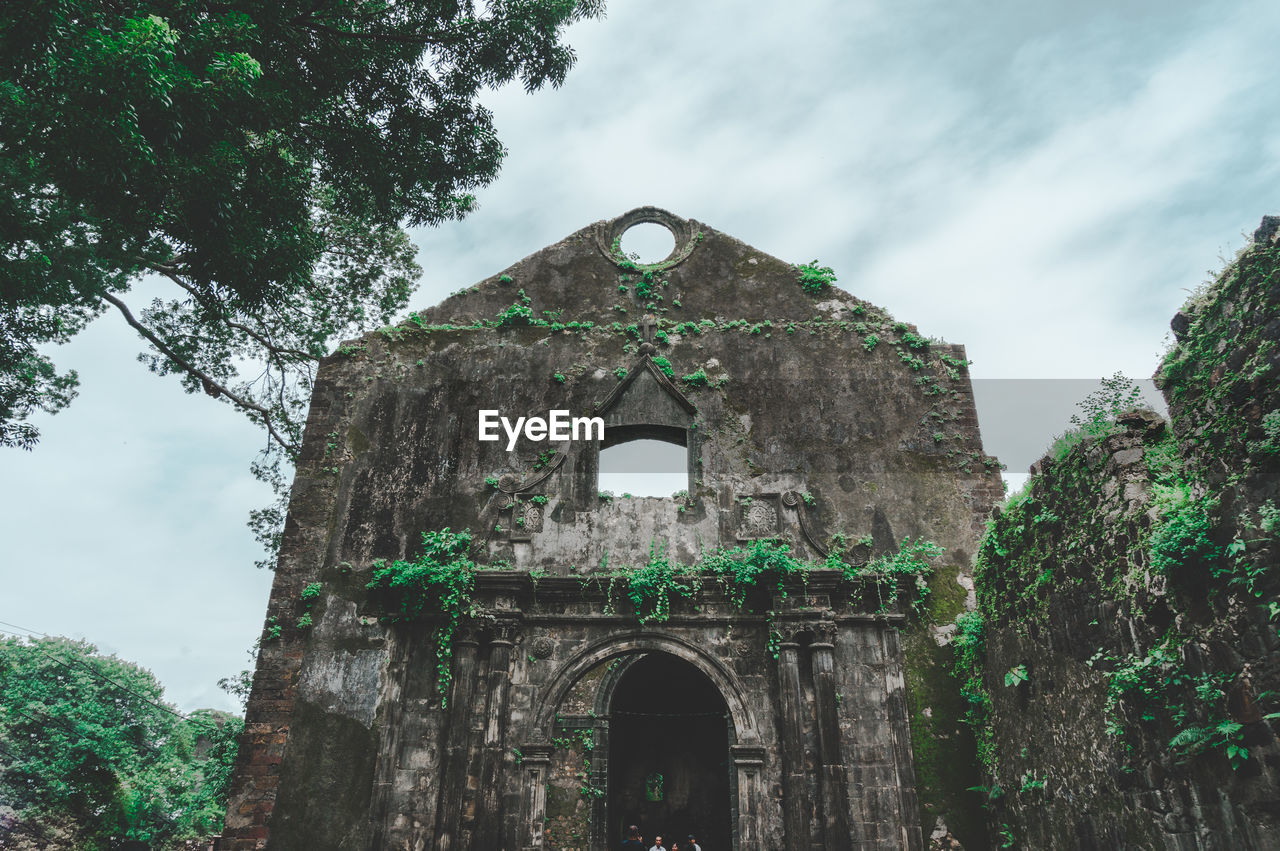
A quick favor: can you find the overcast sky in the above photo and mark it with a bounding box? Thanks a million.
[2,0,1277,714]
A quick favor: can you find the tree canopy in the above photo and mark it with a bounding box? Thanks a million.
[0,635,242,849]
[2,0,604,558]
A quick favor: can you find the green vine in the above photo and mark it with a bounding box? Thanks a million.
[364,531,942,670]
[496,289,534,326]
[624,543,695,624]
[552,728,603,800]
[366,528,476,703]
[951,610,994,770]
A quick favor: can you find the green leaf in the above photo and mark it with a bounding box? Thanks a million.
[0,0,607,531]
[1004,664,1029,687]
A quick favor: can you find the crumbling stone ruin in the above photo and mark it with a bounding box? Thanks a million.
[964,217,1280,849]
[221,207,1004,850]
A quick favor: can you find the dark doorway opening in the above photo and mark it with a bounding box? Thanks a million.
[607,654,732,849]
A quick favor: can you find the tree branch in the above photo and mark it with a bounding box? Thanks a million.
[293,20,451,45]
[101,292,299,455]
[226,319,317,362]
[148,265,319,362]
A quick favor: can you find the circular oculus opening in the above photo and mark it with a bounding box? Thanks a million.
[618,221,676,265]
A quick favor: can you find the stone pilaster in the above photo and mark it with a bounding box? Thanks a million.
[517,743,553,850]
[776,634,811,850]
[435,624,482,850]
[811,620,854,851]
[731,744,767,848]
[473,617,519,848]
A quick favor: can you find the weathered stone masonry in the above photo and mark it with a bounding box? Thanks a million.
[972,217,1280,849]
[221,208,1004,849]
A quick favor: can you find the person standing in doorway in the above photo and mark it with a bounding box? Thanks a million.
[621,824,647,850]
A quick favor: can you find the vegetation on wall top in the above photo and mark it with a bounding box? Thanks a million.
[795,260,837,295]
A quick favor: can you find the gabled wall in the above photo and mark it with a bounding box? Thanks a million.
[220,208,1003,849]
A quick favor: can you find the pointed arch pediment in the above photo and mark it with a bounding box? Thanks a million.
[594,355,696,420]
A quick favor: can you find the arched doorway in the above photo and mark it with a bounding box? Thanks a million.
[606,653,732,849]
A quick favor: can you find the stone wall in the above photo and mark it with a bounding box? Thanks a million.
[220,208,1004,849]
[967,217,1280,849]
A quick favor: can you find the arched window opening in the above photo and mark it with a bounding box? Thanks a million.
[598,426,688,498]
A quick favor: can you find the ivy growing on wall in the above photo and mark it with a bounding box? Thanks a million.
[365,528,476,702]
[952,610,993,770]
[363,533,943,693]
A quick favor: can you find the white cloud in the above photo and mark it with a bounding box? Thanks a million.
[854,9,1276,376]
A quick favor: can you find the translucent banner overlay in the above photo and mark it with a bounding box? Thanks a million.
[594,378,1165,494]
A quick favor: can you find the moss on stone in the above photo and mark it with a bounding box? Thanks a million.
[925,559,968,625]
[545,784,582,820]
[903,560,990,847]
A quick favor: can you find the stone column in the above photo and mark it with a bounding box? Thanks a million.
[518,743,553,850]
[472,617,519,849]
[810,620,854,851]
[731,744,767,848]
[371,625,443,849]
[776,634,810,850]
[367,631,410,850]
[435,624,481,851]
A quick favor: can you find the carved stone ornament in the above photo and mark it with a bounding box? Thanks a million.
[454,624,481,646]
[744,501,776,533]
[521,503,545,533]
[810,618,838,646]
[491,618,521,645]
[496,494,548,543]
[531,636,555,659]
[736,494,782,540]
[782,488,831,558]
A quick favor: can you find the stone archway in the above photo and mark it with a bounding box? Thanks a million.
[530,631,760,741]
[604,653,733,850]
[522,631,767,850]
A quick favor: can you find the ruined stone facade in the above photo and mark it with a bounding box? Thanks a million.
[971,218,1280,849]
[221,208,1003,849]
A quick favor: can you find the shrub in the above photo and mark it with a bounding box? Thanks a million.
[1150,494,1221,575]
[795,260,837,295]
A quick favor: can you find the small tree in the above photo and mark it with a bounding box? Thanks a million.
[1069,372,1144,437]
